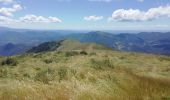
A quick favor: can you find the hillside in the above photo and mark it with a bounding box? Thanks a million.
[28,40,110,53]
[0,40,170,100]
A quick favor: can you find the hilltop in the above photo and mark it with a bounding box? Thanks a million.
[0,40,170,100]
[27,39,110,53]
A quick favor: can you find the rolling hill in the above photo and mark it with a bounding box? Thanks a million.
[0,40,170,100]
[28,40,110,53]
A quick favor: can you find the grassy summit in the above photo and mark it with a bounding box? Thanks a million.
[0,40,170,100]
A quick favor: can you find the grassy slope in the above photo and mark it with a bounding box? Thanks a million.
[0,42,170,100]
[57,40,110,51]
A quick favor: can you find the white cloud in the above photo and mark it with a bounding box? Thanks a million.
[109,5,170,21]
[0,15,62,24]
[19,15,62,23]
[0,4,22,17]
[0,0,13,4]
[0,1,62,24]
[84,15,103,21]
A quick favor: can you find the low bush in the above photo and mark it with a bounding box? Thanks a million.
[80,51,88,55]
[1,58,18,66]
[43,59,53,64]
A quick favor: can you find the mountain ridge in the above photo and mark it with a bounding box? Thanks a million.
[0,27,170,56]
[27,39,111,53]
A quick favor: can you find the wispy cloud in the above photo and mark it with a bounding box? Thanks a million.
[84,15,103,21]
[0,14,62,23]
[0,4,22,17]
[109,5,170,21]
[19,15,62,23]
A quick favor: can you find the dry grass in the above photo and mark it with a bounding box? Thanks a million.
[0,50,170,100]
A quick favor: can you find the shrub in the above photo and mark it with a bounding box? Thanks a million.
[80,51,88,55]
[1,58,18,66]
[43,59,53,64]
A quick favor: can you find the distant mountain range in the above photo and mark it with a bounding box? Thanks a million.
[0,27,170,56]
[64,31,170,55]
[0,43,32,56]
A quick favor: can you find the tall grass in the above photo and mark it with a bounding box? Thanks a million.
[0,50,170,100]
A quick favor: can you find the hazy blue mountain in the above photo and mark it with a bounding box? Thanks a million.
[0,27,86,46]
[0,31,65,45]
[64,32,145,50]
[0,27,170,56]
[64,31,170,55]
[0,43,32,56]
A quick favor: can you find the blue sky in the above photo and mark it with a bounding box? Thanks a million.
[0,0,170,30]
